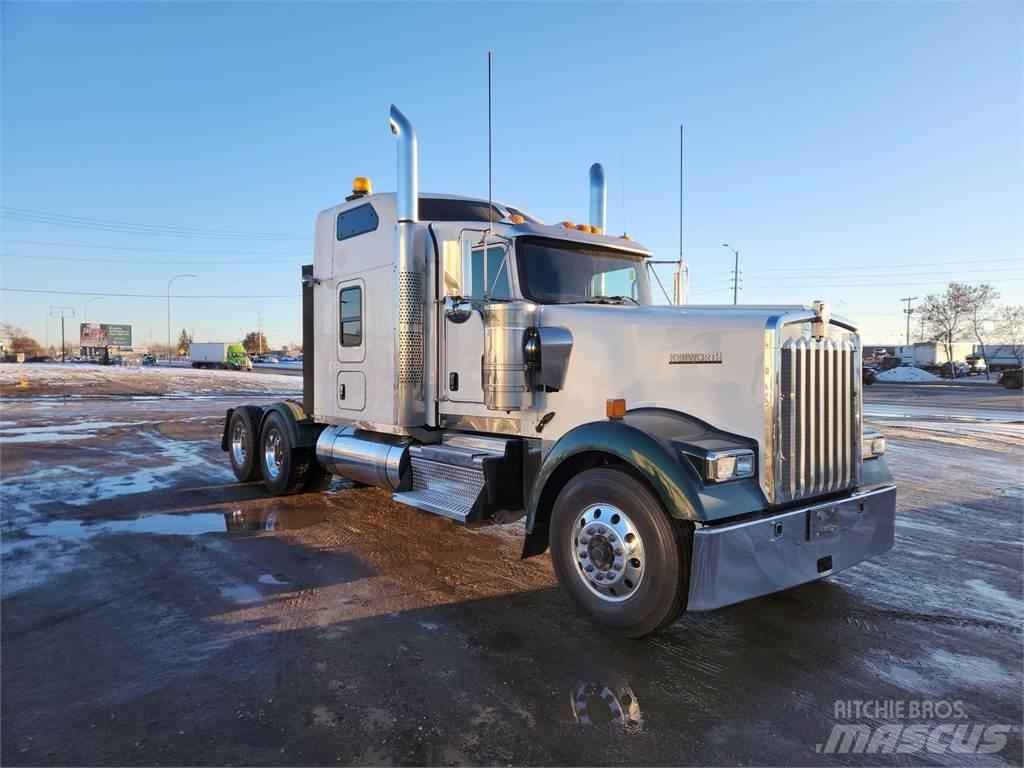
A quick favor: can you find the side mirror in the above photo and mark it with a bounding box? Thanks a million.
[301,273,320,288]
[444,297,473,324]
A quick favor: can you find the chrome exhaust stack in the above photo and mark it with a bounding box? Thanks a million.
[389,105,419,222]
[390,105,425,428]
[589,162,606,233]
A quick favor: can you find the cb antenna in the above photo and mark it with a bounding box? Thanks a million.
[487,51,493,241]
[676,123,688,305]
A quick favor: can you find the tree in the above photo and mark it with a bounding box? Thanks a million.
[918,283,973,379]
[995,305,1024,368]
[965,284,999,379]
[176,328,192,355]
[0,323,43,359]
[242,331,269,355]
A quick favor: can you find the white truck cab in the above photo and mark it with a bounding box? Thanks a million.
[222,106,896,637]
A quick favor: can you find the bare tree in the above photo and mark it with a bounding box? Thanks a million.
[918,283,973,379]
[0,323,43,359]
[965,284,999,379]
[995,305,1024,368]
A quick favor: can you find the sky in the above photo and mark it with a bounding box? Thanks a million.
[2,0,1022,348]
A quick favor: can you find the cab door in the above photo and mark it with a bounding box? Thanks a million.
[442,241,513,404]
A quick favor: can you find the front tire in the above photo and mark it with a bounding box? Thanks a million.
[260,411,310,496]
[549,466,690,639]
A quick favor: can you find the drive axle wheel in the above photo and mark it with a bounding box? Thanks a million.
[549,466,690,639]
[260,411,311,496]
[227,406,262,482]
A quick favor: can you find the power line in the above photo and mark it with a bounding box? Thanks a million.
[1,207,310,241]
[1,252,297,266]
[1,238,307,256]
[742,257,1023,273]
[725,278,1023,289]
[2,287,299,299]
[742,267,1016,282]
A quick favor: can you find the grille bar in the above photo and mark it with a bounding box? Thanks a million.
[778,334,859,503]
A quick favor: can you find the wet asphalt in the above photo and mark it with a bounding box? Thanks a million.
[0,371,1021,766]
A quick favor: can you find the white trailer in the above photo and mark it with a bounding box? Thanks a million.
[221,106,896,637]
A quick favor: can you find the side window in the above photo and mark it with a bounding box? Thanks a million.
[469,246,512,301]
[336,204,379,241]
[339,286,362,347]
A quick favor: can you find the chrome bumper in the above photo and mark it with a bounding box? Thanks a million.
[687,484,896,611]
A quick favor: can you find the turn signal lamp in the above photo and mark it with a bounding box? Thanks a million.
[352,176,372,195]
[620,233,633,241]
[510,214,525,224]
[592,226,603,235]
[862,429,886,459]
[606,398,626,420]
[559,221,576,229]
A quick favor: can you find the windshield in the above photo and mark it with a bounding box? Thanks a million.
[516,237,651,305]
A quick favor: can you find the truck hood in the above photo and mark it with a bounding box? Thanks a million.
[533,302,852,477]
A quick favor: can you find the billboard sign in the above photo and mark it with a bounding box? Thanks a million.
[80,323,132,347]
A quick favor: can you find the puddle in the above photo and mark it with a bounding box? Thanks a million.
[0,420,153,444]
[571,683,643,731]
[258,573,290,585]
[220,584,263,604]
[24,507,328,540]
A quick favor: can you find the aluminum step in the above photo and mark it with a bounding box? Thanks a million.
[391,437,513,523]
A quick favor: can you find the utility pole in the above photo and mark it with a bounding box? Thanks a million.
[900,296,918,347]
[167,274,197,366]
[256,311,263,355]
[49,306,75,362]
[722,244,741,305]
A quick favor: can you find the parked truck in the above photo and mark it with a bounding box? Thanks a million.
[221,106,896,637]
[192,342,252,371]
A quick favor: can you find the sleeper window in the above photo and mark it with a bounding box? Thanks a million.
[339,286,362,347]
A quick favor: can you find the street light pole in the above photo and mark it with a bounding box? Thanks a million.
[167,274,197,365]
[84,296,104,323]
[900,296,918,347]
[722,244,740,305]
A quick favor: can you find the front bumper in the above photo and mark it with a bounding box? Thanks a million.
[687,484,896,611]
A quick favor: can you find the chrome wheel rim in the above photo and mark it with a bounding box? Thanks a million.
[231,421,247,466]
[263,427,283,479]
[571,503,645,602]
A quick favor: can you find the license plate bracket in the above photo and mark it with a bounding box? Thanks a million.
[808,505,843,542]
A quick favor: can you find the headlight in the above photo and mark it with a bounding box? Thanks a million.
[705,449,756,482]
[862,430,886,459]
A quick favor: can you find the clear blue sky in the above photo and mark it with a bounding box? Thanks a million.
[2,1,1021,347]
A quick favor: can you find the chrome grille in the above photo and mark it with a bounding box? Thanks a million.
[777,335,860,503]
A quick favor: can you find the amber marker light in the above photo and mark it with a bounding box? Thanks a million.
[606,398,626,420]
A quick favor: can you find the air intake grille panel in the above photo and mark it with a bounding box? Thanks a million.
[777,336,860,503]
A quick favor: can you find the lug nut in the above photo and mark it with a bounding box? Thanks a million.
[585,565,594,572]
[614,547,623,556]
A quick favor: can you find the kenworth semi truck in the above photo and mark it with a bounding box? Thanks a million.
[221,106,896,637]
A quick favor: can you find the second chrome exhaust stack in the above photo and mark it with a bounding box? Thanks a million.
[589,162,606,233]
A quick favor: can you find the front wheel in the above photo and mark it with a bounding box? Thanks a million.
[260,411,311,496]
[549,466,690,639]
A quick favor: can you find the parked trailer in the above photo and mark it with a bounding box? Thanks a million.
[192,342,252,371]
[222,105,896,637]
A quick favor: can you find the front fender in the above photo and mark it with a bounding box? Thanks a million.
[522,409,772,557]
[526,419,704,533]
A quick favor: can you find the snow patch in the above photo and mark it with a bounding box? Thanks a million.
[876,366,941,383]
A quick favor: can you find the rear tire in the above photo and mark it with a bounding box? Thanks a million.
[302,459,334,493]
[549,466,690,639]
[260,411,310,496]
[227,406,262,482]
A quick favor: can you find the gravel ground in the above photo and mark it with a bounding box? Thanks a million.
[1,366,1021,766]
